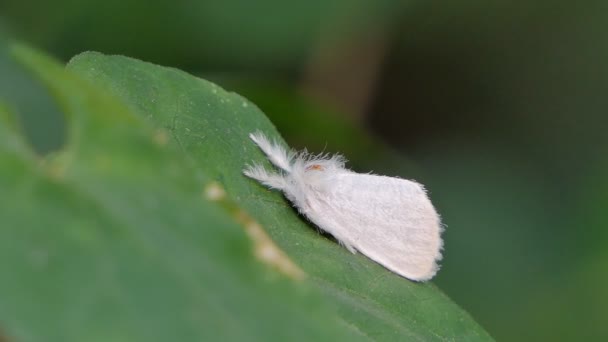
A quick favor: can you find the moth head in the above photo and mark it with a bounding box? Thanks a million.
[305,164,325,172]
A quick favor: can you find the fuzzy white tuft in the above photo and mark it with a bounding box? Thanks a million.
[249,132,294,172]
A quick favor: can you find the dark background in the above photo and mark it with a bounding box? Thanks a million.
[2,1,607,340]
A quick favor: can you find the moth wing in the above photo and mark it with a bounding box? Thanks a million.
[304,172,443,281]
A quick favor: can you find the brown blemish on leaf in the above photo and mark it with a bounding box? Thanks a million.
[234,210,305,280]
[204,182,305,280]
[0,327,11,342]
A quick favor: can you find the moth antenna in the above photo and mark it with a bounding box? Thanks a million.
[243,163,288,190]
[249,131,294,172]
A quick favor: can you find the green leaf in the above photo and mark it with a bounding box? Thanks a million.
[66,51,493,340]
[0,45,363,341]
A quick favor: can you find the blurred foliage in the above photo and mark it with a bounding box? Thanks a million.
[0,0,402,70]
[0,41,64,153]
[1,0,608,340]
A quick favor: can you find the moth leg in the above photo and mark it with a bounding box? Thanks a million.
[344,243,357,254]
[249,132,293,172]
[243,163,288,190]
[338,239,357,254]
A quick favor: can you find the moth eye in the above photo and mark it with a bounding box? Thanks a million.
[306,164,324,172]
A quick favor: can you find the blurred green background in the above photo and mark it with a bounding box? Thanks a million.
[1,0,607,340]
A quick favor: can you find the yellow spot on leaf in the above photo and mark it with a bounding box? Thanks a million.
[154,129,169,146]
[42,151,71,180]
[204,182,226,201]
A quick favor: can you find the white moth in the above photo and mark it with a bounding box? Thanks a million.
[243,132,443,281]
